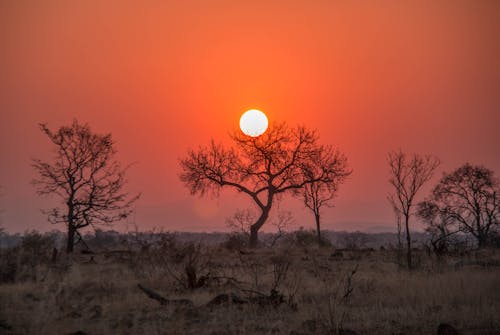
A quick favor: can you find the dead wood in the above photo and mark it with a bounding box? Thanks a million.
[137,284,169,305]
[206,292,248,307]
[137,284,194,307]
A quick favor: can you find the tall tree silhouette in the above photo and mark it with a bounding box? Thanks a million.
[387,150,439,269]
[32,120,139,253]
[180,122,351,247]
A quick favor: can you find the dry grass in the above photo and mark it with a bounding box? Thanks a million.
[0,245,499,335]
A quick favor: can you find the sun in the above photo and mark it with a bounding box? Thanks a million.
[239,109,268,137]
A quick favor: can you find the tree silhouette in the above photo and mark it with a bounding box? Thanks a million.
[387,150,440,269]
[420,163,499,248]
[302,178,340,244]
[180,122,351,247]
[32,120,139,253]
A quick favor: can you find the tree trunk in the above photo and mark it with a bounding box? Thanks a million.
[405,214,412,270]
[315,213,321,244]
[66,199,76,254]
[67,223,76,253]
[397,216,402,266]
[476,216,486,248]
[249,208,270,248]
[477,231,486,249]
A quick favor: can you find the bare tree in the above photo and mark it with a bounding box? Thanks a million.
[387,150,440,269]
[32,120,139,253]
[225,208,255,239]
[422,164,499,248]
[303,180,337,244]
[180,122,351,247]
[266,211,293,247]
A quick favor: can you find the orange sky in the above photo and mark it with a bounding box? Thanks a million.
[1,1,499,233]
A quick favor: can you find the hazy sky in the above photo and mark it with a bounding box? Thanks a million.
[1,1,499,233]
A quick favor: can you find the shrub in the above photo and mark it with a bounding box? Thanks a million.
[0,231,56,283]
[289,227,332,247]
[222,233,248,251]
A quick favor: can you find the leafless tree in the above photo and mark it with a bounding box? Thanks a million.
[422,163,499,248]
[387,150,440,269]
[225,208,255,239]
[32,120,139,253]
[266,211,293,247]
[180,122,351,247]
[303,180,338,244]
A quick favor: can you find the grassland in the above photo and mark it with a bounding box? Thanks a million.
[0,238,499,335]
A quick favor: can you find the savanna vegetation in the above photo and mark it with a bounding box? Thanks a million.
[0,230,499,335]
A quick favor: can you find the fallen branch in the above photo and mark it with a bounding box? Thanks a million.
[137,284,194,307]
[137,284,169,305]
[206,292,248,307]
[138,283,287,310]
[241,288,268,297]
[242,288,285,307]
[211,275,244,285]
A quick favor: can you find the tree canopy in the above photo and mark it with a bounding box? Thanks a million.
[419,163,499,248]
[180,122,351,247]
[32,120,139,252]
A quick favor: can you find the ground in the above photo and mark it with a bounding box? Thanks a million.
[0,242,499,335]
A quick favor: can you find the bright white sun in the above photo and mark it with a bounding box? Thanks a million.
[239,109,268,137]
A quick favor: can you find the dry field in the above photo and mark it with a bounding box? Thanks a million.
[1,240,499,335]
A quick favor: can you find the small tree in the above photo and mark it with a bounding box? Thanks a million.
[225,208,256,239]
[225,208,293,247]
[180,122,351,247]
[302,180,338,244]
[417,200,457,256]
[387,150,440,269]
[32,120,139,253]
[423,163,499,248]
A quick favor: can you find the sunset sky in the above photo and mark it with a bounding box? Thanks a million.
[1,1,499,233]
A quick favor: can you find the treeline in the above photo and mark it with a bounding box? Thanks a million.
[0,228,477,251]
[0,119,497,258]
[387,151,499,270]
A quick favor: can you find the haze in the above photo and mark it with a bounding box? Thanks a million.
[1,1,499,233]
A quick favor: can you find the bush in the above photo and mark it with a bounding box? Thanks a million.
[0,248,18,283]
[288,228,332,247]
[21,230,55,259]
[222,233,248,251]
[0,231,56,283]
